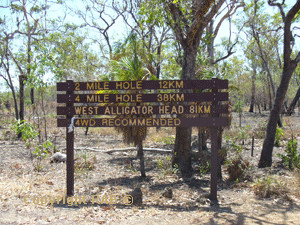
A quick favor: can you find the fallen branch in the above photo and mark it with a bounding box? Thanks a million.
[62,147,172,154]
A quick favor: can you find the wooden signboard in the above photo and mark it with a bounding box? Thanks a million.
[57,78,229,201]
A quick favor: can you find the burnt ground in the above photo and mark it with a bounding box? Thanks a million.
[0,112,300,224]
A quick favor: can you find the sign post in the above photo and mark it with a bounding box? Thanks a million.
[57,78,229,200]
[66,80,74,196]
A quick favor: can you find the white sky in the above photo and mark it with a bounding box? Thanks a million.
[0,0,299,91]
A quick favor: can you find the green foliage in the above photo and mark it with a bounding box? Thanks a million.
[155,156,179,177]
[12,119,52,172]
[254,121,268,139]
[33,140,52,171]
[199,160,211,176]
[234,99,245,113]
[275,127,284,147]
[110,32,152,82]
[277,140,299,170]
[237,125,250,145]
[13,120,38,148]
[154,136,175,145]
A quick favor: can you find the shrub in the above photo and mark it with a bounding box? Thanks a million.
[275,127,284,147]
[13,119,38,148]
[253,176,289,199]
[75,151,96,172]
[226,156,250,182]
[277,139,299,170]
[199,159,211,176]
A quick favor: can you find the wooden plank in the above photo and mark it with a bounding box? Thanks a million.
[57,79,228,91]
[57,117,229,128]
[56,92,229,103]
[57,105,229,116]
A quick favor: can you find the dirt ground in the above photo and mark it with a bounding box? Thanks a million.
[0,112,300,224]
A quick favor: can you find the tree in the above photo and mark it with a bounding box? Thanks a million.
[109,32,154,177]
[0,32,19,120]
[162,0,225,177]
[0,0,52,138]
[259,0,300,168]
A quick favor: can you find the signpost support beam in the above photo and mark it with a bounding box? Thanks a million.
[66,80,74,196]
[210,78,219,202]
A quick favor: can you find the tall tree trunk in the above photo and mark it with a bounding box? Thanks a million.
[249,63,257,112]
[287,86,300,115]
[172,48,197,177]
[259,0,300,167]
[259,66,298,167]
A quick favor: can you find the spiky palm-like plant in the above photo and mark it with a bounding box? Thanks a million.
[108,33,155,177]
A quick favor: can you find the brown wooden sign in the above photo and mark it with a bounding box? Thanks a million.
[57,92,228,103]
[57,105,228,116]
[56,78,229,202]
[57,117,229,128]
[57,79,228,91]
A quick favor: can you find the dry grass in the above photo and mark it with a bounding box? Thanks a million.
[253,171,300,200]
[289,169,300,198]
[253,175,289,199]
[75,151,97,172]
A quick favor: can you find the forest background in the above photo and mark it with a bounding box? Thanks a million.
[1,0,300,181]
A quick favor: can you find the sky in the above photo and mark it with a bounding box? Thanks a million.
[0,0,299,92]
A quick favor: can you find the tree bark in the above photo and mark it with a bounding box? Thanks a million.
[166,0,226,177]
[287,86,300,116]
[259,66,298,167]
[138,141,146,177]
[249,62,257,112]
[172,47,197,177]
[259,0,300,168]
[18,75,25,139]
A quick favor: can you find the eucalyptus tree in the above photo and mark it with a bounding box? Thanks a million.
[65,0,128,60]
[0,0,55,138]
[259,0,300,168]
[161,0,226,177]
[0,31,19,120]
[44,27,103,82]
[115,0,174,80]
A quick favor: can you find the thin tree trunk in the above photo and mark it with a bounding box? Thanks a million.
[18,75,25,139]
[198,129,207,152]
[287,86,300,115]
[138,141,146,177]
[41,89,47,141]
[217,127,224,180]
[249,63,257,112]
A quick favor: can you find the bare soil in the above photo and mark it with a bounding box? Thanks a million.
[0,112,300,225]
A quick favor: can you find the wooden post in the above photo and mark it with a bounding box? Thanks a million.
[251,136,255,157]
[210,126,218,201]
[210,78,219,201]
[66,80,74,196]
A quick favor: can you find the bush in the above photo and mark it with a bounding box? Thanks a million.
[277,139,299,170]
[226,156,250,182]
[275,128,283,147]
[199,159,211,176]
[75,151,96,172]
[253,176,289,199]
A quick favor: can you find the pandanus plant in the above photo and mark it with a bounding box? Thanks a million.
[107,32,156,177]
